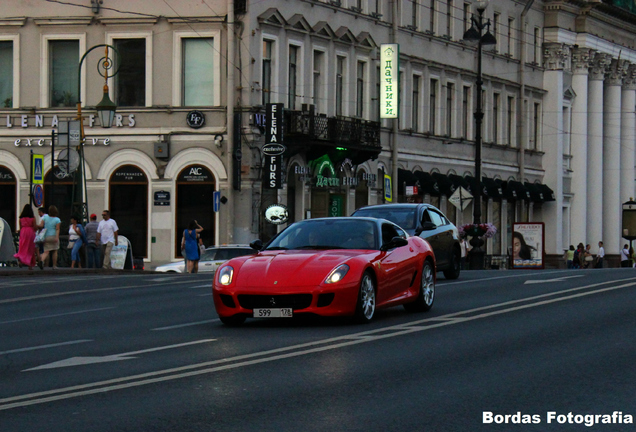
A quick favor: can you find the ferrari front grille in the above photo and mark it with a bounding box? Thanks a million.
[237,294,312,310]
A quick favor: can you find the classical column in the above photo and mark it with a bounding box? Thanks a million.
[587,53,611,246]
[542,43,568,254]
[570,48,593,245]
[621,65,636,207]
[603,59,627,255]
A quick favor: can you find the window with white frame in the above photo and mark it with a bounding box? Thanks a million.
[313,50,325,113]
[493,93,500,144]
[446,0,453,38]
[462,85,470,139]
[493,13,500,52]
[182,38,215,106]
[0,41,13,108]
[49,40,79,107]
[288,45,299,110]
[429,78,438,134]
[375,66,381,121]
[262,40,273,105]
[411,0,418,28]
[412,74,420,131]
[533,27,541,65]
[356,60,365,118]
[507,18,514,57]
[533,102,541,150]
[336,55,345,116]
[463,2,471,33]
[113,39,146,106]
[446,82,454,137]
[507,95,515,146]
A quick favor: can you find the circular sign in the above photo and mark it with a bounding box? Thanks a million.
[264,204,289,225]
[262,143,286,156]
[33,184,44,207]
[186,110,205,128]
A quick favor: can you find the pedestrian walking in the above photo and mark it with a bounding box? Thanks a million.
[563,245,575,269]
[13,204,37,269]
[34,207,47,266]
[460,238,467,270]
[68,215,86,268]
[96,210,119,269]
[181,220,203,274]
[84,214,101,268]
[38,205,61,269]
[620,244,631,267]
[595,241,605,268]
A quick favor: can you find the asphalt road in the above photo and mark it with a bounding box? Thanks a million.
[1,269,635,431]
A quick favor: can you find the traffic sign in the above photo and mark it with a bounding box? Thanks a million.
[384,174,392,202]
[213,191,220,212]
[449,186,473,211]
[33,184,44,207]
[32,154,44,184]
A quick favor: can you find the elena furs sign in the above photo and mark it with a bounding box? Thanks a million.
[380,44,399,119]
[263,103,285,189]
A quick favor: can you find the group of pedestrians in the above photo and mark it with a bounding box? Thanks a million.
[13,204,119,270]
[564,241,605,269]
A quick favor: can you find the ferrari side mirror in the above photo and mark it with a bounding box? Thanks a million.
[249,239,263,251]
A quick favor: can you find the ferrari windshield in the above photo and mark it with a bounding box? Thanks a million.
[266,219,378,250]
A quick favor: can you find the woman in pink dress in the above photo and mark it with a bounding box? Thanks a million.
[13,204,36,269]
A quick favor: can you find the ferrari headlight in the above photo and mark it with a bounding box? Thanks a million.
[218,266,234,285]
[325,264,349,284]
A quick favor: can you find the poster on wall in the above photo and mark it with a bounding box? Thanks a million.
[512,223,544,269]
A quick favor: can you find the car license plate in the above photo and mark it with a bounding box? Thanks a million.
[253,308,293,318]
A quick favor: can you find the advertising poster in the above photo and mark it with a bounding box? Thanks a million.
[512,223,544,269]
[110,236,130,270]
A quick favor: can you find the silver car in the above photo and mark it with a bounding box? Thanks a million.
[154,245,255,273]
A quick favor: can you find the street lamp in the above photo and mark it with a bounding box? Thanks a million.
[463,1,496,269]
[73,45,119,223]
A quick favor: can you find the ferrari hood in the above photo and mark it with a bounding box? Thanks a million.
[234,250,363,288]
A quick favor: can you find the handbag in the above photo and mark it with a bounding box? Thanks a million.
[585,255,593,262]
[67,239,76,249]
[34,228,47,244]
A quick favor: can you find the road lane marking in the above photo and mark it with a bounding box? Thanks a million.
[0,307,115,325]
[25,339,217,371]
[524,275,586,284]
[189,284,212,289]
[3,276,636,410]
[0,340,92,356]
[152,320,220,331]
[440,269,583,286]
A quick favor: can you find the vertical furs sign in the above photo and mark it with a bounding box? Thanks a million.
[263,103,285,189]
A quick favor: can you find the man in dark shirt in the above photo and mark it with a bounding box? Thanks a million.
[84,214,101,268]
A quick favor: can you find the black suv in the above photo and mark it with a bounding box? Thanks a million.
[352,203,461,279]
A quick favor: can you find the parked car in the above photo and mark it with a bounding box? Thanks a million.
[352,203,461,279]
[155,245,254,274]
[213,217,436,325]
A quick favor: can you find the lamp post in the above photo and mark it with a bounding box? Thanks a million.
[73,45,119,223]
[463,1,496,270]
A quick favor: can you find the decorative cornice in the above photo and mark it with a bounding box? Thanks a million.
[589,52,612,81]
[33,17,92,26]
[605,59,629,86]
[571,47,594,74]
[100,17,160,25]
[0,17,26,26]
[543,43,570,71]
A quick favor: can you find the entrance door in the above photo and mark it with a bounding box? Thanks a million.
[176,165,215,257]
[109,165,148,257]
[44,167,73,225]
[0,166,16,231]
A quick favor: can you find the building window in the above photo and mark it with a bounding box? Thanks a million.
[507,18,514,57]
[356,61,365,118]
[182,38,214,106]
[507,96,514,146]
[412,75,420,131]
[533,27,541,65]
[462,85,470,139]
[446,0,452,37]
[429,78,437,134]
[463,2,471,32]
[288,45,298,110]
[114,39,146,107]
[336,56,345,116]
[493,93,500,144]
[262,40,273,105]
[446,82,454,137]
[374,0,381,15]
[313,50,324,113]
[0,41,12,108]
[49,40,79,107]
[411,0,418,28]
[430,0,436,33]
[533,102,540,150]
[493,13,500,52]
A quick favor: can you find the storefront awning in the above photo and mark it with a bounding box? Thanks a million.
[397,168,418,194]
[432,172,456,196]
[465,176,502,198]
[537,183,556,201]
[413,171,441,196]
[499,180,531,201]
[524,182,544,202]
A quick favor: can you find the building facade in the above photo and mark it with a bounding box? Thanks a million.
[1,0,635,267]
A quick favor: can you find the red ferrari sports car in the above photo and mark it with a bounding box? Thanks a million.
[213,217,436,325]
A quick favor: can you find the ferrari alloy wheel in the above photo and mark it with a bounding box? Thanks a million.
[405,260,435,312]
[219,314,246,326]
[355,272,376,323]
[443,248,461,280]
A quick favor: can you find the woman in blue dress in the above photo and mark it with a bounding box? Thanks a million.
[181,220,203,273]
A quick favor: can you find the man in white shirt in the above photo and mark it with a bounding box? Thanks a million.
[596,241,605,268]
[96,210,119,269]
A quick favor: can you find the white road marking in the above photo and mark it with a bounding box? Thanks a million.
[25,339,217,371]
[152,320,219,331]
[524,275,586,284]
[3,276,636,410]
[0,340,92,356]
[0,307,115,325]
[189,284,212,289]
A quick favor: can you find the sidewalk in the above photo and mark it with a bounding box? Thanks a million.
[0,266,156,277]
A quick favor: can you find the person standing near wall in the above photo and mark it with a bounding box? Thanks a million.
[38,205,61,269]
[96,210,119,269]
[595,241,605,268]
[84,214,101,268]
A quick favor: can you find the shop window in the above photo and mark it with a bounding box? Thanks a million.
[0,166,16,232]
[109,165,148,257]
[182,38,214,106]
[44,167,74,225]
[49,40,79,107]
[114,39,146,107]
[0,41,13,108]
[176,165,216,257]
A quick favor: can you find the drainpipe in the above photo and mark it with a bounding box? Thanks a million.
[518,0,535,183]
[391,0,399,202]
[226,0,235,243]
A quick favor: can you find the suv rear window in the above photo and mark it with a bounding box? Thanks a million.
[354,208,417,230]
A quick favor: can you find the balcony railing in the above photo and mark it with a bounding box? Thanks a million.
[284,110,381,150]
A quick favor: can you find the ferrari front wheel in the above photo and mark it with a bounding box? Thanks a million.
[404,260,435,312]
[354,272,376,323]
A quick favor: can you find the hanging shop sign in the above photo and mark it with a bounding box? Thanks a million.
[265,204,289,225]
[380,43,399,119]
[154,190,171,206]
[263,103,285,189]
[0,166,15,183]
[186,110,205,128]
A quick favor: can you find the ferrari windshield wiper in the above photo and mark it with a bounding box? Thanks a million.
[265,246,288,250]
[294,245,344,250]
